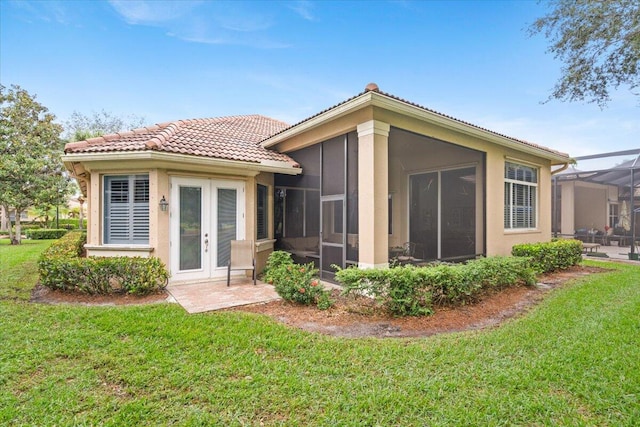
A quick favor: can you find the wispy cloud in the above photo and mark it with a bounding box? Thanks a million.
[289,1,315,21]
[108,1,201,25]
[108,0,289,49]
[9,0,70,25]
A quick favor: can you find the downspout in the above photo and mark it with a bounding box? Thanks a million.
[551,162,570,175]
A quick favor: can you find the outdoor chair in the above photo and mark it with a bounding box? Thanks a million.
[227,240,256,286]
[397,242,424,264]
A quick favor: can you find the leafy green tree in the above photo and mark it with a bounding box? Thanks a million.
[64,110,146,141]
[530,0,640,107]
[0,84,68,244]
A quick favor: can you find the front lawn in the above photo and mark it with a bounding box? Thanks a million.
[0,238,54,301]
[1,242,638,425]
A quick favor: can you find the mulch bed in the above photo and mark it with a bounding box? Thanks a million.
[30,265,608,338]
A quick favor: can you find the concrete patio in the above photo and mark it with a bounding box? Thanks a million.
[167,279,281,314]
[583,243,640,263]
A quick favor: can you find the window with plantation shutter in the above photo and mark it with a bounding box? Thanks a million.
[504,162,537,229]
[256,184,268,240]
[104,175,149,244]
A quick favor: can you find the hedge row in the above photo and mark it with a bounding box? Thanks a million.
[26,229,68,240]
[38,231,169,295]
[511,239,583,274]
[335,256,536,316]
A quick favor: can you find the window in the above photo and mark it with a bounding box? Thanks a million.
[504,162,538,229]
[609,203,619,229]
[256,184,268,240]
[104,175,149,244]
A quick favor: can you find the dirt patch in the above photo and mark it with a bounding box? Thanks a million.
[30,284,168,307]
[228,265,608,338]
[30,265,607,338]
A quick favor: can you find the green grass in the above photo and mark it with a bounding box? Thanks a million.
[1,243,639,425]
[0,238,54,301]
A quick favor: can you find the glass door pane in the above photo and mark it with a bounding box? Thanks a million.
[410,173,438,260]
[217,188,237,268]
[179,186,202,271]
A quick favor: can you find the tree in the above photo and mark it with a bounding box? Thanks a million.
[530,0,640,107]
[63,110,146,142]
[0,84,69,244]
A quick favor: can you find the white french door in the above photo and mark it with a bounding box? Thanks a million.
[170,177,245,282]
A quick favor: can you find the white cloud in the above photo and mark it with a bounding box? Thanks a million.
[289,1,315,21]
[9,0,70,25]
[108,0,289,49]
[108,0,201,25]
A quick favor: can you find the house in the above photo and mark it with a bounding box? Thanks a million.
[62,84,571,284]
[553,151,640,245]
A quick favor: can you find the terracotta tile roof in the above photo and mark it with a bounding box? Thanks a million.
[64,115,298,166]
[264,84,570,159]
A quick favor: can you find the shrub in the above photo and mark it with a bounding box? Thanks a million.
[335,256,537,316]
[26,228,68,240]
[336,265,434,316]
[512,239,582,274]
[464,256,536,290]
[38,232,169,295]
[264,251,331,309]
[263,250,294,283]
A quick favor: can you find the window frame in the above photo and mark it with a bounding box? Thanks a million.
[504,162,538,230]
[103,174,150,245]
[256,183,269,240]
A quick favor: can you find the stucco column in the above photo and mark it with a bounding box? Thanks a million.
[357,120,390,268]
[560,181,575,235]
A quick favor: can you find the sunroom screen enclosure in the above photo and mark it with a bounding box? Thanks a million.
[275,126,485,279]
[389,128,485,261]
[275,132,359,279]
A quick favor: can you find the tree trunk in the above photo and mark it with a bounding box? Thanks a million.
[0,205,7,231]
[3,205,14,243]
[12,209,22,245]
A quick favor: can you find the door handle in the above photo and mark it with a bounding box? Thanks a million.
[204,233,209,252]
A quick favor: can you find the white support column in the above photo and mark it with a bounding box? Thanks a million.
[357,120,390,269]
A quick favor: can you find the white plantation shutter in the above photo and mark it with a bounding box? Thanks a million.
[217,188,237,267]
[132,177,150,242]
[104,175,149,244]
[504,162,537,229]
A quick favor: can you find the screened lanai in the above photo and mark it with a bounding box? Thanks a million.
[388,127,485,262]
[274,126,486,280]
[553,149,640,256]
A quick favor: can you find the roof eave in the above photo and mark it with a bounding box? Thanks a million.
[262,91,570,164]
[261,92,374,148]
[61,151,302,175]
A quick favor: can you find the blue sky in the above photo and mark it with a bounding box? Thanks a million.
[1,0,638,166]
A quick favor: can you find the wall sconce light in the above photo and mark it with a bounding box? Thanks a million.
[159,195,169,212]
